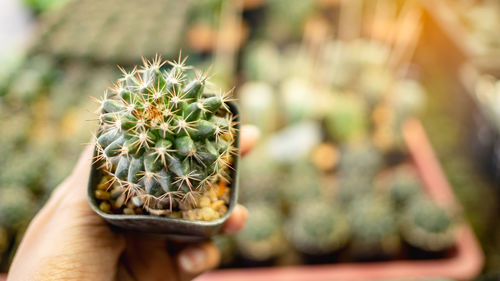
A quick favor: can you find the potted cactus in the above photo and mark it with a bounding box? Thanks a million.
[235,203,286,265]
[285,200,350,261]
[348,194,400,260]
[385,166,422,210]
[400,197,455,255]
[88,55,240,237]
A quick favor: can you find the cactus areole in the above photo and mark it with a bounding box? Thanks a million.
[87,55,240,236]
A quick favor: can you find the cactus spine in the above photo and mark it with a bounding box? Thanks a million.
[94,55,237,220]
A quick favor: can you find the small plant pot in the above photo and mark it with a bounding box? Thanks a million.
[87,102,241,238]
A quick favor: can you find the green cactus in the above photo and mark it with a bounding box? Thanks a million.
[0,187,34,230]
[338,174,372,205]
[94,55,237,220]
[400,197,455,252]
[349,194,400,258]
[280,161,322,207]
[338,142,383,180]
[286,201,350,256]
[337,142,382,204]
[386,166,422,209]
[240,150,282,204]
[325,94,368,142]
[235,203,286,261]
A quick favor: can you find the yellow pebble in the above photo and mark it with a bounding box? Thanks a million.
[199,197,211,208]
[211,200,225,211]
[99,202,111,213]
[95,190,110,200]
[201,207,219,221]
[123,208,135,215]
[209,188,218,202]
[182,210,196,220]
[217,205,228,217]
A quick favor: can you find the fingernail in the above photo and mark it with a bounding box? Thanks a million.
[179,247,206,273]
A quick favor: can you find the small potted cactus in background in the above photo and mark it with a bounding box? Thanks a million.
[88,55,240,237]
[285,200,350,263]
[400,197,455,257]
[348,194,400,261]
[235,203,286,266]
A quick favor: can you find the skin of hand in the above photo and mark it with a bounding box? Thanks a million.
[7,125,259,281]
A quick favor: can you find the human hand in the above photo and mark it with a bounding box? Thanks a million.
[7,125,259,281]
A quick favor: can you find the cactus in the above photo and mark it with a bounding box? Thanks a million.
[338,142,383,180]
[325,94,368,142]
[400,197,455,252]
[239,150,282,204]
[235,203,286,261]
[0,187,34,230]
[338,175,372,205]
[337,141,383,204]
[280,161,322,207]
[385,166,422,209]
[93,55,238,220]
[286,201,350,256]
[349,194,400,258]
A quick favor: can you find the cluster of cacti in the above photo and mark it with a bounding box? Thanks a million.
[235,203,286,261]
[32,0,194,64]
[286,201,350,256]
[348,194,401,258]
[93,56,237,220]
[400,198,455,252]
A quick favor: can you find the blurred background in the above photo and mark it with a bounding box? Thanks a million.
[0,0,499,280]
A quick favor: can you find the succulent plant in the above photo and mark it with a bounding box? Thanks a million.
[385,166,422,209]
[286,201,350,256]
[400,197,455,252]
[239,150,282,204]
[338,174,372,204]
[93,55,238,220]
[280,161,322,207]
[338,142,383,180]
[325,94,368,142]
[337,140,382,205]
[0,187,34,230]
[235,203,286,261]
[349,194,400,258]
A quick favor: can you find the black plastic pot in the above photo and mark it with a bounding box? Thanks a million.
[87,102,241,238]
